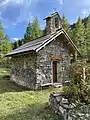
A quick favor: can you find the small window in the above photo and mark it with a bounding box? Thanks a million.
[55,17,58,28]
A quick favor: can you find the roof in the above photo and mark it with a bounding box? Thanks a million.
[5,28,80,57]
[44,12,61,20]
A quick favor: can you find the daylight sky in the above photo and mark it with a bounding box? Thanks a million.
[0,0,90,42]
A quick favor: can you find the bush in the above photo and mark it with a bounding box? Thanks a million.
[63,60,90,104]
[0,56,11,68]
[63,86,80,102]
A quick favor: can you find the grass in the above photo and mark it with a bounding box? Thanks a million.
[0,67,63,120]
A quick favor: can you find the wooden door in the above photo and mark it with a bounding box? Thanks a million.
[53,61,57,82]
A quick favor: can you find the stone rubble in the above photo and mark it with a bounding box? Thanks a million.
[49,92,90,120]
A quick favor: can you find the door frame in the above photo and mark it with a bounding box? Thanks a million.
[52,61,57,83]
[51,55,61,83]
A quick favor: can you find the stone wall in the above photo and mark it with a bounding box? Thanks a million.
[36,38,71,87]
[11,52,36,89]
[49,92,90,120]
[45,14,62,35]
[11,38,71,89]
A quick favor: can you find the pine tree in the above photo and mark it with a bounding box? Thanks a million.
[2,35,12,54]
[18,40,23,47]
[85,15,90,60]
[72,17,85,56]
[0,24,12,66]
[0,21,12,56]
[13,41,19,50]
[0,20,5,55]
[24,18,42,43]
[32,17,42,40]
[0,20,5,39]
[24,21,32,43]
[62,15,71,37]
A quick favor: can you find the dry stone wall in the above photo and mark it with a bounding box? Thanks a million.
[49,92,90,120]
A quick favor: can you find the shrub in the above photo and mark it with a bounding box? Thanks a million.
[0,56,11,68]
[63,60,90,104]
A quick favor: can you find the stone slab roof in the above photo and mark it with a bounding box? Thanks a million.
[5,28,80,57]
[44,12,61,20]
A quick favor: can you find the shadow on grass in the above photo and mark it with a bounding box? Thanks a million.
[0,67,62,93]
[0,76,30,93]
[0,103,63,120]
[0,68,28,93]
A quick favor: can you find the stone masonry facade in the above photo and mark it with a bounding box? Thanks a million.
[45,13,62,35]
[11,52,37,89]
[36,38,70,87]
[11,38,71,89]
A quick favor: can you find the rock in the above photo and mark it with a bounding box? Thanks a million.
[61,97,69,104]
[85,113,89,118]
[52,93,61,97]
[61,104,72,110]
[56,96,62,102]
[59,106,65,114]
[77,113,84,117]
[49,92,90,120]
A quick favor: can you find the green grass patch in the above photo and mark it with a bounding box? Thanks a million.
[0,68,63,120]
[0,68,10,78]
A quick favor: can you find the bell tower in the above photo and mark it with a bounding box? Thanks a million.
[45,12,62,34]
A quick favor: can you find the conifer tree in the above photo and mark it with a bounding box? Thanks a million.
[2,35,12,54]
[32,17,42,40]
[0,21,12,55]
[13,41,19,50]
[0,20,12,66]
[24,21,32,43]
[0,21,5,39]
[85,15,90,60]
[72,17,85,56]
[18,40,23,47]
[62,15,71,37]
[24,17,42,43]
[0,20,5,55]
